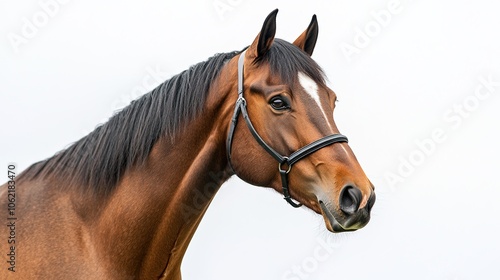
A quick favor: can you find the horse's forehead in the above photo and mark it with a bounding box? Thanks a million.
[296,71,331,108]
[296,71,334,131]
[297,72,320,103]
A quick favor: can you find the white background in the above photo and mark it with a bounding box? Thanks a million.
[2,0,500,279]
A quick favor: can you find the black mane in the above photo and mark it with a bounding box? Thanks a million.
[21,39,325,195]
[21,51,240,194]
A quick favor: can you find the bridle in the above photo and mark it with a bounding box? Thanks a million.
[226,50,348,208]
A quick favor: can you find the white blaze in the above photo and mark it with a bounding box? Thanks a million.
[297,72,332,130]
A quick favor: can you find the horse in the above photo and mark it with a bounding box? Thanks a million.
[0,9,375,280]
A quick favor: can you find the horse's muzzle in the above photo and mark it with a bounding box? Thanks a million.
[319,189,376,233]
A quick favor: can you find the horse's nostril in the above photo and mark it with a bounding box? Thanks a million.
[367,191,376,211]
[339,185,362,215]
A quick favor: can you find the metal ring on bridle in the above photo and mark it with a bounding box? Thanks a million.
[278,157,292,174]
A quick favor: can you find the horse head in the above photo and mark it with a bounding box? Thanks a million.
[227,9,375,232]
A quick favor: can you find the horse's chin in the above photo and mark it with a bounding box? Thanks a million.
[319,201,357,233]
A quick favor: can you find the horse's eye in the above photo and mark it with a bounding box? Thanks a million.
[270,96,289,110]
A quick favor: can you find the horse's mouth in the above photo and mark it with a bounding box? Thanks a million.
[319,201,357,233]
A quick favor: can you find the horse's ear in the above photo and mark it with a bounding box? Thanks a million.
[293,14,318,56]
[247,9,278,60]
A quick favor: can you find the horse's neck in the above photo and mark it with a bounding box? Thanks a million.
[90,74,236,278]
